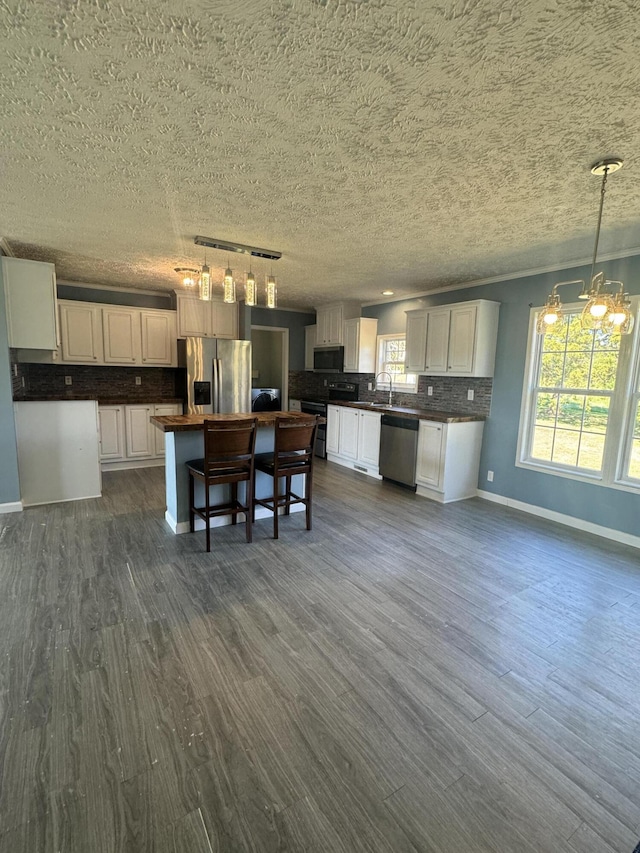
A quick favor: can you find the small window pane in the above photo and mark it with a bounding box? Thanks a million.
[540,353,563,387]
[590,352,618,391]
[582,396,609,434]
[531,426,554,461]
[551,429,580,467]
[556,394,585,429]
[562,352,591,389]
[578,433,605,471]
[628,441,640,479]
[535,393,558,425]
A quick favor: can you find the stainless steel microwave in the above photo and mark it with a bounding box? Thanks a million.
[313,345,344,373]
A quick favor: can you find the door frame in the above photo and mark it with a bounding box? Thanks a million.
[250,325,290,410]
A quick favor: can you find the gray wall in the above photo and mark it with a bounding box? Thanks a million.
[363,253,640,539]
[0,263,21,505]
[251,329,283,388]
[249,307,315,371]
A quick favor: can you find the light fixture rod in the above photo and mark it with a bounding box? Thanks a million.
[587,157,623,285]
[194,236,282,261]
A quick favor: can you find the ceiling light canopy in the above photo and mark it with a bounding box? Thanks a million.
[174,267,199,288]
[536,158,634,336]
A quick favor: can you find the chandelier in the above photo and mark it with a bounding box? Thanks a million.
[175,236,281,308]
[537,158,633,336]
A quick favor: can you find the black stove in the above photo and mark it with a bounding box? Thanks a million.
[301,383,358,458]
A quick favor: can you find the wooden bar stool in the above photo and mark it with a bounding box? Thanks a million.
[186,417,258,552]
[253,416,319,539]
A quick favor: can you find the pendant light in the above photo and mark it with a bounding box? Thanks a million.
[245,267,257,307]
[174,268,199,288]
[223,261,236,303]
[199,254,212,301]
[536,158,633,336]
[266,272,277,309]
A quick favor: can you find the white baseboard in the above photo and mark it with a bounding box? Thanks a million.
[0,500,23,514]
[166,503,304,535]
[326,454,381,479]
[477,489,640,550]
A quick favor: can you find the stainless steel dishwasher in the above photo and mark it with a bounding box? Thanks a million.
[379,414,419,490]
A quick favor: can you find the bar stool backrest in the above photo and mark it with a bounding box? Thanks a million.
[273,416,319,473]
[203,417,258,474]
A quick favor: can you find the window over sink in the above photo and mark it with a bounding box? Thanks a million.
[376,334,417,393]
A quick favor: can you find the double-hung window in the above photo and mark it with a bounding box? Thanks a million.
[518,299,640,491]
[376,335,417,393]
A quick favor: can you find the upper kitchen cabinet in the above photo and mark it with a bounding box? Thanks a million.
[2,257,58,350]
[176,292,238,340]
[59,301,103,362]
[140,310,177,365]
[405,299,500,377]
[343,318,378,373]
[314,301,360,346]
[102,307,140,364]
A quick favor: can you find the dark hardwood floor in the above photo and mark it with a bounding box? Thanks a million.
[1,460,639,852]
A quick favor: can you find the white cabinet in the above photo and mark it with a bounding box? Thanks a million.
[60,302,103,362]
[2,257,58,350]
[416,419,484,503]
[102,308,140,364]
[343,318,378,373]
[305,325,316,370]
[141,310,176,365]
[314,301,360,346]
[327,405,382,477]
[327,404,341,454]
[338,407,360,459]
[176,293,238,340]
[98,402,181,467]
[98,406,125,459]
[405,299,499,377]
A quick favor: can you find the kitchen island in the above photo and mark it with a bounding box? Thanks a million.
[151,411,317,534]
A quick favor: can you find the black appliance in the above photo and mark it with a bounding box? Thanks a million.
[301,382,358,458]
[251,388,281,412]
[313,346,344,373]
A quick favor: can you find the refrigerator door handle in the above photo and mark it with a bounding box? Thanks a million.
[212,358,221,413]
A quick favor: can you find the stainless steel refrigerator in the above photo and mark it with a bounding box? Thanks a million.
[179,338,252,414]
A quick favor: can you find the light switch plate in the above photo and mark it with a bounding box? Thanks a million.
[427,386,433,396]
[64,376,72,386]
[135,376,142,386]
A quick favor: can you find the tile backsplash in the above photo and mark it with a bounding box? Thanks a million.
[12,359,183,401]
[289,370,493,416]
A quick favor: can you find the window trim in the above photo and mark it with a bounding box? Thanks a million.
[375,333,417,394]
[516,298,640,493]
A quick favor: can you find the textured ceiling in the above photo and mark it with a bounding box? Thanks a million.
[2,0,640,310]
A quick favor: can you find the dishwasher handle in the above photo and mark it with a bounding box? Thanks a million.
[380,414,419,431]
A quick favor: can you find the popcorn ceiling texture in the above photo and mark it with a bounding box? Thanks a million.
[2,1,640,310]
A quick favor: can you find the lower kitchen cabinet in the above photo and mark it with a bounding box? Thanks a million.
[416,419,484,502]
[327,405,382,478]
[98,402,182,469]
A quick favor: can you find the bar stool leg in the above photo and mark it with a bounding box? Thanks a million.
[231,482,238,525]
[205,480,211,553]
[189,473,195,533]
[285,475,291,515]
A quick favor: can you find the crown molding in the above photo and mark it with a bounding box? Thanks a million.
[58,279,170,298]
[362,245,640,307]
[0,238,15,257]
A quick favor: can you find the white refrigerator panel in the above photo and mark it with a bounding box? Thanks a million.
[14,401,102,506]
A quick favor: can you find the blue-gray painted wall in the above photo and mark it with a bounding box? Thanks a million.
[0,264,21,505]
[249,307,315,371]
[363,253,640,539]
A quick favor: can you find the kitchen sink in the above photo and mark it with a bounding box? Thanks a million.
[358,402,394,408]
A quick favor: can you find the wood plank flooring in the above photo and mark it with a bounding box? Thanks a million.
[1,461,639,852]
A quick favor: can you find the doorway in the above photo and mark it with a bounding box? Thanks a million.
[250,326,289,410]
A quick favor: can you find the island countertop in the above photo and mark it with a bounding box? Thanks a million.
[151,410,321,433]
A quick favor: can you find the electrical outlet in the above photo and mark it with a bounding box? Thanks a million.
[324,379,328,387]
[13,364,18,377]
[467,389,474,401]
[427,386,433,396]
[64,376,72,386]
[135,376,142,386]
[487,470,494,482]
[368,382,373,391]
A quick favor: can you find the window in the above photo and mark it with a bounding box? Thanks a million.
[518,300,640,490]
[376,334,417,392]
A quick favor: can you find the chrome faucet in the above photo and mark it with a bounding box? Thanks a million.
[374,371,393,407]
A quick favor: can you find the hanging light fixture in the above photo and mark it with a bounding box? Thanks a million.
[266,272,277,309]
[223,261,236,303]
[245,267,257,307]
[174,268,199,289]
[199,254,212,301]
[536,158,633,335]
